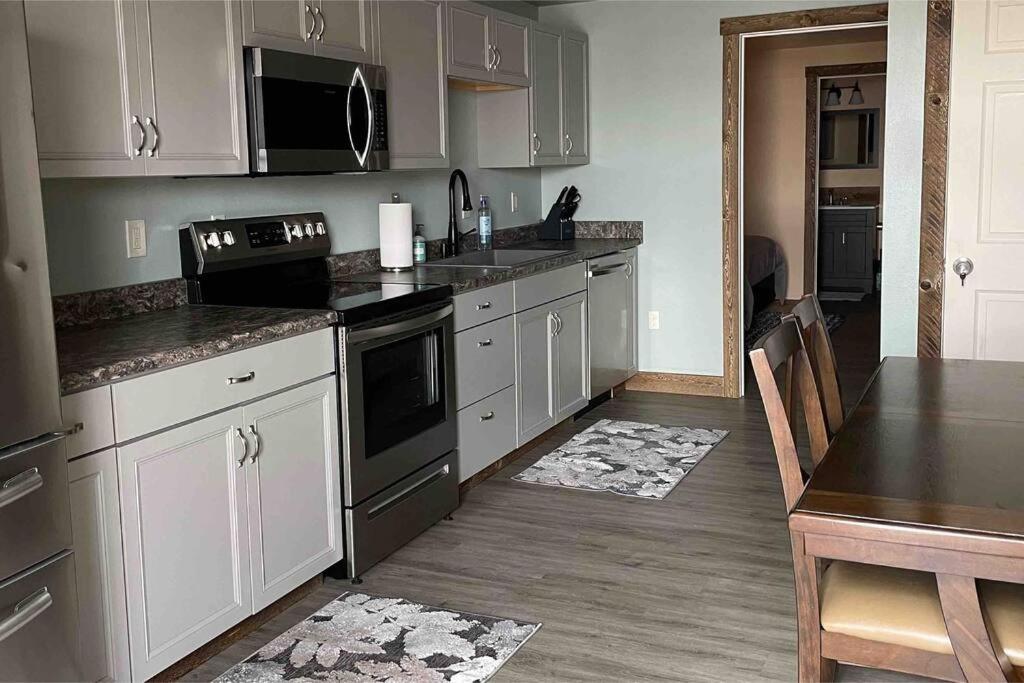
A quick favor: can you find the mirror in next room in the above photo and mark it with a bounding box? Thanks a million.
[820,107,880,169]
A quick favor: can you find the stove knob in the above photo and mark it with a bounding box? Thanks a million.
[304,223,315,238]
[204,231,221,248]
[221,230,236,246]
[315,221,326,236]
[290,225,304,240]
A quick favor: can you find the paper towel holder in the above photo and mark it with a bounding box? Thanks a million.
[380,193,415,272]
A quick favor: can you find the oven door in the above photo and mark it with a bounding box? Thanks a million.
[246,48,388,174]
[341,303,456,505]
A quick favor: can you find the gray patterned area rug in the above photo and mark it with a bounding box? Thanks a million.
[216,593,540,682]
[512,419,729,499]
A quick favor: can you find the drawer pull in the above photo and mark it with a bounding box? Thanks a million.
[226,371,255,385]
[248,425,262,463]
[477,339,493,347]
[234,428,249,468]
[479,411,495,421]
[475,302,492,310]
[0,468,43,510]
[0,587,52,644]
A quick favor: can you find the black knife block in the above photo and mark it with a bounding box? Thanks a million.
[539,202,576,240]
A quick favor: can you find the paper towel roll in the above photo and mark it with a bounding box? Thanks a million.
[379,202,413,271]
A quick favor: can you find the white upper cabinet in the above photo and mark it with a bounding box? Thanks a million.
[377,0,449,169]
[446,1,529,87]
[316,0,375,62]
[240,0,375,63]
[27,0,247,178]
[25,1,147,178]
[529,24,563,167]
[136,0,248,176]
[561,29,589,165]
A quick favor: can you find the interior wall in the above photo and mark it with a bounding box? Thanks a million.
[537,0,877,378]
[42,89,542,295]
[744,41,886,300]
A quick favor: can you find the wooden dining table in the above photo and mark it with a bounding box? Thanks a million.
[789,356,1024,682]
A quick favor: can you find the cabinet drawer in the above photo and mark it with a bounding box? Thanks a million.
[453,282,514,331]
[457,385,517,482]
[514,262,586,312]
[112,328,335,443]
[455,316,515,409]
[61,386,115,459]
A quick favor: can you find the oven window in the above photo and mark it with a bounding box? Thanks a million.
[361,328,446,458]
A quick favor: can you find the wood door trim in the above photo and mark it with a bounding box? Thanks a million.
[720,3,888,35]
[722,32,741,398]
[804,62,887,295]
[625,372,725,397]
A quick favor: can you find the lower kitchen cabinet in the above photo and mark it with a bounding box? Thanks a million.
[457,385,517,482]
[69,449,131,683]
[118,408,252,681]
[245,376,342,612]
[515,291,589,445]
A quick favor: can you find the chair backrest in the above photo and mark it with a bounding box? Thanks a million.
[749,320,831,512]
[783,294,844,437]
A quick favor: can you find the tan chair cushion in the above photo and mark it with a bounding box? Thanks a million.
[819,561,1024,666]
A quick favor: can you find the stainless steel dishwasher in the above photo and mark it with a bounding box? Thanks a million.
[587,252,632,396]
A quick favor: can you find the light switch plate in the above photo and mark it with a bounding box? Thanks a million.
[125,220,147,258]
[648,311,660,330]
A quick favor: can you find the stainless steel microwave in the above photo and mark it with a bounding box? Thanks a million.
[244,48,388,174]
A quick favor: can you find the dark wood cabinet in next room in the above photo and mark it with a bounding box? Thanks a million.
[818,207,877,293]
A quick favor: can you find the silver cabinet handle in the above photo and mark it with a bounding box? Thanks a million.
[0,467,43,511]
[842,231,846,246]
[247,425,262,463]
[315,6,325,40]
[475,301,492,310]
[226,371,255,385]
[549,312,559,336]
[554,312,563,335]
[304,4,314,40]
[486,44,496,70]
[479,411,495,422]
[565,133,574,155]
[144,116,159,157]
[625,261,634,278]
[532,133,541,154]
[477,339,493,347]
[494,46,502,69]
[131,115,145,157]
[234,428,249,468]
[0,588,52,645]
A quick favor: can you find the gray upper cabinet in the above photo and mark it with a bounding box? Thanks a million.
[25,1,147,178]
[316,0,375,62]
[377,0,449,169]
[446,1,528,86]
[561,30,589,165]
[529,24,563,167]
[27,0,248,178]
[240,0,316,55]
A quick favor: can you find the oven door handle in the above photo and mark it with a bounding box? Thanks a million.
[347,304,453,345]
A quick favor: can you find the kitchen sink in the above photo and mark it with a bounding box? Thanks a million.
[420,249,570,269]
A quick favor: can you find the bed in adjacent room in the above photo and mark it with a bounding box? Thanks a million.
[744,235,787,330]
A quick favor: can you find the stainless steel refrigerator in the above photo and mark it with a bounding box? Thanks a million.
[0,2,81,679]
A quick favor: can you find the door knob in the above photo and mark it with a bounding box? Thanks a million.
[952,257,974,286]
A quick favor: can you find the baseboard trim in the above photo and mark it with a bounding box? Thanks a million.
[625,372,726,397]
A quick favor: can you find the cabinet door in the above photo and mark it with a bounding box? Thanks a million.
[244,377,342,612]
[554,292,589,418]
[24,0,146,178]
[818,221,841,286]
[69,449,131,683]
[841,227,872,280]
[378,0,448,169]
[118,409,251,681]
[561,30,589,164]
[136,0,248,176]
[315,0,375,63]
[240,0,315,54]
[447,1,491,81]
[530,24,564,167]
[515,305,557,445]
[626,250,639,376]
[491,9,529,87]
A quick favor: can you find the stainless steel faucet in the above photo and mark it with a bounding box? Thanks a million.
[447,169,473,257]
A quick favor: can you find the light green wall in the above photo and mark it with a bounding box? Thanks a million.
[42,89,542,295]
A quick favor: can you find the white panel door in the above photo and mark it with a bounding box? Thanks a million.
[244,377,343,612]
[515,305,557,445]
[561,30,589,165]
[69,449,131,683]
[447,1,491,81]
[315,0,375,63]
[136,0,248,176]
[378,0,448,169]
[943,0,1024,360]
[118,409,251,681]
[24,0,147,178]
[530,24,564,167]
[554,292,589,418]
[491,8,530,87]
[240,0,315,54]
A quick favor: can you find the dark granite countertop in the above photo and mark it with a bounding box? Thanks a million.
[57,305,337,395]
[338,238,641,293]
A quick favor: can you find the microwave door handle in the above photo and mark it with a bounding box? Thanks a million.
[346,67,373,168]
[360,69,374,167]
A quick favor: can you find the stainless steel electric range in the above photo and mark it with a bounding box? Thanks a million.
[179,212,458,579]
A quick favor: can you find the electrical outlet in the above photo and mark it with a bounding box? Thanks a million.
[510,191,518,213]
[125,220,147,258]
[648,311,660,330]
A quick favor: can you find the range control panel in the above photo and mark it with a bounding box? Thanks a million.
[180,212,331,275]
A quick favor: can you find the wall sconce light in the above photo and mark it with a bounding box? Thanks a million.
[849,80,865,105]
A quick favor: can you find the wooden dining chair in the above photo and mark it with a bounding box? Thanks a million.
[750,321,1024,683]
[782,294,844,438]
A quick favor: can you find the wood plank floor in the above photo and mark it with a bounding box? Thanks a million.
[185,299,933,682]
